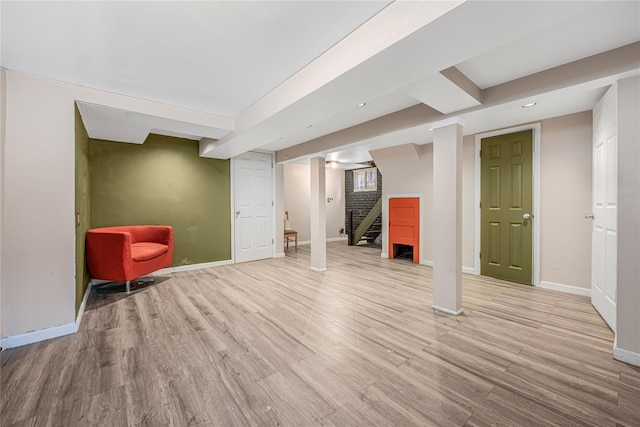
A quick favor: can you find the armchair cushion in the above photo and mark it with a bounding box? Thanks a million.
[131,242,169,262]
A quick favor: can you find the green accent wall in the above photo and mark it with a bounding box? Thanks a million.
[89,134,231,266]
[75,104,91,314]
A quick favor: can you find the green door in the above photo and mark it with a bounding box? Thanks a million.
[481,130,533,285]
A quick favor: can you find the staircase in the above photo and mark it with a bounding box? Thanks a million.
[362,216,382,244]
[349,198,382,246]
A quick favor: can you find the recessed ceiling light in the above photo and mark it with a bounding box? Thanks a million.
[357,102,366,107]
[522,102,537,108]
[306,124,313,128]
[326,161,338,168]
[427,127,434,131]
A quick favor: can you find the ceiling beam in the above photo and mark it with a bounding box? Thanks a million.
[276,42,640,163]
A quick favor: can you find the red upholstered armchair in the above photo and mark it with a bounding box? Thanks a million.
[86,225,174,293]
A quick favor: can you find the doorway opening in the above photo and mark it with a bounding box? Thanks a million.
[393,243,414,261]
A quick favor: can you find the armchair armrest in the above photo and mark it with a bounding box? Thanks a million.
[86,229,133,281]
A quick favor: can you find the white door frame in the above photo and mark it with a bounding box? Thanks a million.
[230,151,276,264]
[474,123,541,286]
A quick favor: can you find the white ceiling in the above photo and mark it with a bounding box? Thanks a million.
[2,1,639,166]
[1,0,391,117]
[456,2,640,89]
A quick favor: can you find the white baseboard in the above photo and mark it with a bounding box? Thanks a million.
[432,305,464,316]
[3,322,78,349]
[274,252,285,258]
[462,266,476,275]
[92,260,233,285]
[1,259,235,350]
[76,281,93,327]
[419,261,474,275]
[155,259,232,275]
[381,252,388,258]
[1,280,94,351]
[614,344,640,367]
[538,280,590,297]
[310,266,327,272]
[297,237,347,246]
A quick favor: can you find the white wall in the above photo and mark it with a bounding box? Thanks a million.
[616,75,640,359]
[371,112,593,289]
[540,111,593,288]
[372,141,477,270]
[1,68,6,340]
[2,70,231,338]
[283,163,345,243]
[283,164,311,241]
[326,166,346,239]
[371,143,433,263]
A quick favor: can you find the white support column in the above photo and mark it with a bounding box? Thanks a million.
[310,157,327,271]
[431,117,464,315]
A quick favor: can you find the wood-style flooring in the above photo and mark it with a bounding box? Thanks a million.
[1,242,639,426]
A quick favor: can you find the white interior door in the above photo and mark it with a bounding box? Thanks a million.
[234,151,273,263]
[591,84,617,332]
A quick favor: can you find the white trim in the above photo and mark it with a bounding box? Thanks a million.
[381,252,388,258]
[154,260,232,275]
[275,252,285,258]
[432,305,464,316]
[297,236,347,246]
[420,260,474,275]
[533,125,541,287]
[614,344,640,367]
[3,322,78,349]
[4,261,231,351]
[75,280,93,326]
[462,266,475,275]
[310,266,327,272]
[230,156,236,264]
[430,116,466,129]
[270,151,277,258]
[91,260,232,287]
[538,280,591,297]
[474,137,481,275]
[474,123,541,285]
[384,193,424,264]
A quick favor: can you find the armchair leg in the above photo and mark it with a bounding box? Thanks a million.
[126,280,131,294]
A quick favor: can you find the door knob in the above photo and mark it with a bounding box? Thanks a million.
[523,213,531,220]
[585,213,594,219]
[236,210,241,216]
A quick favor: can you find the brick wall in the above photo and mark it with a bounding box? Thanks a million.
[345,168,382,236]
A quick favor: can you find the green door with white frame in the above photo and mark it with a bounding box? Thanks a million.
[481,130,533,285]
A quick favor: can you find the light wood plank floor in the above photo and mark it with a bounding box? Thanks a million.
[2,242,639,426]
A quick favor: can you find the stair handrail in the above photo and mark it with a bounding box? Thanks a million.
[351,198,382,245]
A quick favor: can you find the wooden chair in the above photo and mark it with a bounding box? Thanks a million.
[284,211,298,251]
